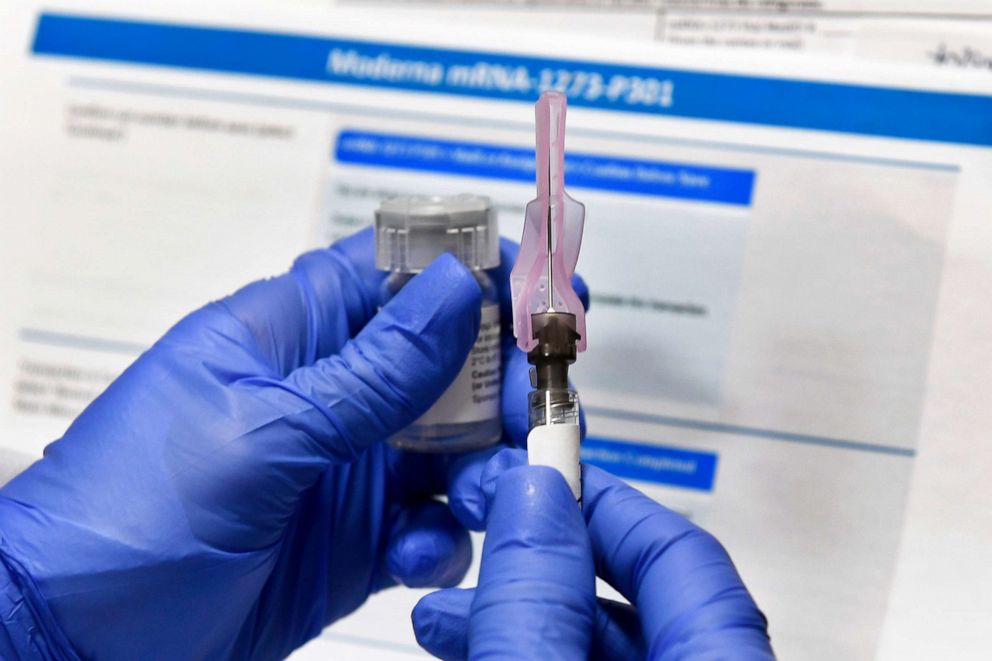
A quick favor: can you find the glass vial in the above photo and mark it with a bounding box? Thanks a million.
[375,194,502,452]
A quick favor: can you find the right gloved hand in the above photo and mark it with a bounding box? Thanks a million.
[416,448,775,660]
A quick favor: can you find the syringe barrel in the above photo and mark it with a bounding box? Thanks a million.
[527,388,582,503]
[526,312,582,502]
[528,388,579,428]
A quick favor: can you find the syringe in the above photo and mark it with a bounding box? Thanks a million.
[526,310,581,501]
[509,91,586,503]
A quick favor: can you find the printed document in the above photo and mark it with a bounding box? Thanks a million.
[342,0,992,71]
[1,1,991,658]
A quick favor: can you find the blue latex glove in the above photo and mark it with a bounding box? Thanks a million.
[416,449,775,660]
[459,464,596,658]
[0,229,560,660]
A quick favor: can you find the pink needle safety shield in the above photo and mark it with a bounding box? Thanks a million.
[510,91,587,353]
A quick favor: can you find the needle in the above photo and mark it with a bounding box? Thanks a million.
[546,156,554,312]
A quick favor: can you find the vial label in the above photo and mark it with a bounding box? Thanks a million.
[417,303,501,426]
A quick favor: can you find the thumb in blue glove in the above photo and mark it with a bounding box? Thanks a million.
[414,463,596,659]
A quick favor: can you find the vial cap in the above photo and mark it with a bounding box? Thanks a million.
[375,194,500,272]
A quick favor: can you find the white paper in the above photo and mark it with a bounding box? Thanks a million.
[1,1,991,659]
[339,0,992,71]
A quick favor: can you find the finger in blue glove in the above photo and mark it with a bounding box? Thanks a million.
[415,464,596,659]
[414,589,644,661]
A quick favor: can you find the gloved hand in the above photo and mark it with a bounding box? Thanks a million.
[416,449,775,660]
[0,229,565,661]
[422,462,598,659]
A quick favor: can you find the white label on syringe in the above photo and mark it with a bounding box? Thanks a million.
[417,303,501,425]
[528,422,582,501]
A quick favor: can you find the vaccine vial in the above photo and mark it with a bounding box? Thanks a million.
[375,194,502,452]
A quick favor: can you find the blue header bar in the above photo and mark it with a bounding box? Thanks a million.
[336,130,755,205]
[32,13,992,147]
[581,437,718,491]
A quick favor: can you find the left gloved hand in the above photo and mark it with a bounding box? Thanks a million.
[0,228,544,661]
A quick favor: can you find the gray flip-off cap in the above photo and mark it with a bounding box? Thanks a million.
[375,194,500,272]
